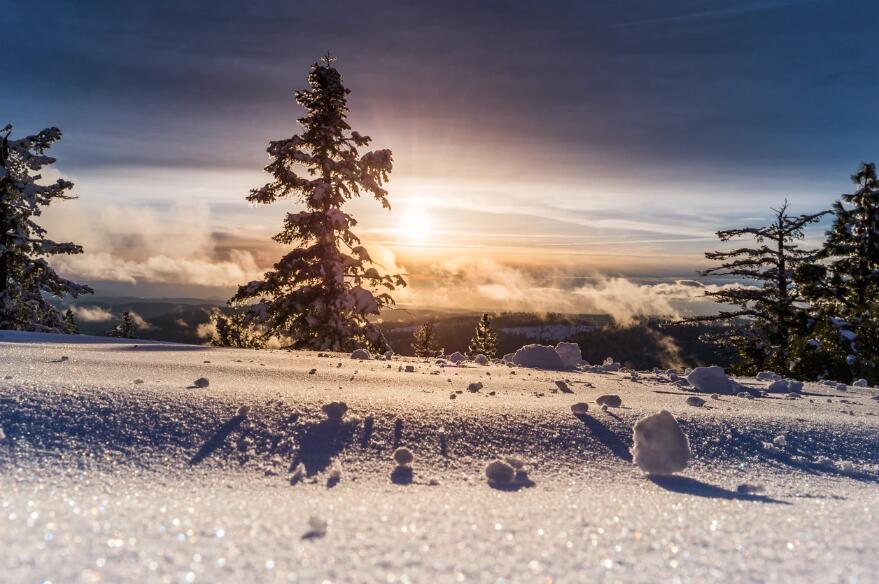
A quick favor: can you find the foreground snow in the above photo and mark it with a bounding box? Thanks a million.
[0,331,877,582]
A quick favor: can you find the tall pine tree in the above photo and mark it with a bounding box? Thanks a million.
[412,320,443,357]
[230,56,405,352]
[797,162,879,382]
[0,124,92,331]
[468,313,498,358]
[692,201,827,374]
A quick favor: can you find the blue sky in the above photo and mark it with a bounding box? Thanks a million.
[2,0,877,307]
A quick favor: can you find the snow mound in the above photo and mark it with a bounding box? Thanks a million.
[511,344,566,370]
[686,366,735,394]
[554,342,582,369]
[351,349,371,360]
[448,352,466,364]
[766,379,802,393]
[631,410,690,475]
[473,354,489,365]
[853,378,869,387]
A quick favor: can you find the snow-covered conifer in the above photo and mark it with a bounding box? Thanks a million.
[207,310,265,349]
[692,201,827,374]
[797,163,879,382]
[468,313,498,358]
[0,124,92,331]
[108,311,136,339]
[412,320,443,357]
[230,55,405,352]
[62,308,78,334]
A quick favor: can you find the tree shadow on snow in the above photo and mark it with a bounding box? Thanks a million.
[190,413,247,465]
[648,475,789,504]
[574,413,633,462]
[290,418,357,476]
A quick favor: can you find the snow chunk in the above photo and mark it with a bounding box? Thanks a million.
[686,366,734,394]
[448,352,466,364]
[554,380,573,393]
[511,344,566,370]
[351,348,371,360]
[596,394,622,408]
[554,342,582,369]
[631,410,690,475]
[570,402,589,415]
[321,401,348,421]
[685,396,705,407]
[467,382,483,393]
[473,354,489,365]
[193,377,210,389]
[393,447,414,467]
[756,371,782,382]
[484,459,516,485]
[853,378,869,387]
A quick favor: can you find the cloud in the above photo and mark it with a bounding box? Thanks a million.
[44,200,266,287]
[129,311,155,330]
[399,255,750,324]
[68,305,114,322]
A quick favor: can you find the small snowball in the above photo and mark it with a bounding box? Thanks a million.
[304,516,327,538]
[631,410,690,475]
[485,459,516,484]
[596,394,622,408]
[193,377,210,388]
[393,447,414,467]
[321,401,348,421]
[570,402,589,415]
[448,352,466,364]
[473,354,489,365]
[467,382,483,393]
[351,348,371,360]
[773,435,787,447]
[685,396,705,407]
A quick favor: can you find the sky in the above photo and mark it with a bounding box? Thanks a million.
[2,0,878,313]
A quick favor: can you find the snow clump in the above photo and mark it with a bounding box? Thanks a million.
[193,377,210,388]
[448,352,466,364]
[686,366,735,394]
[631,410,690,475]
[853,378,869,387]
[393,447,414,467]
[351,349,371,360]
[596,394,622,408]
[485,459,516,485]
[570,402,589,415]
[511,344,565,370]
[473,354,489,365]
[756,371,782,381]
[554,342,582,369]
[321,401,348,421]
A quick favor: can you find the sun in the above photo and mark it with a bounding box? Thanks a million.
[398,204,434,243]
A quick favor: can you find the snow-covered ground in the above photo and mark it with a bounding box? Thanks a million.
[0,331,877,583]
